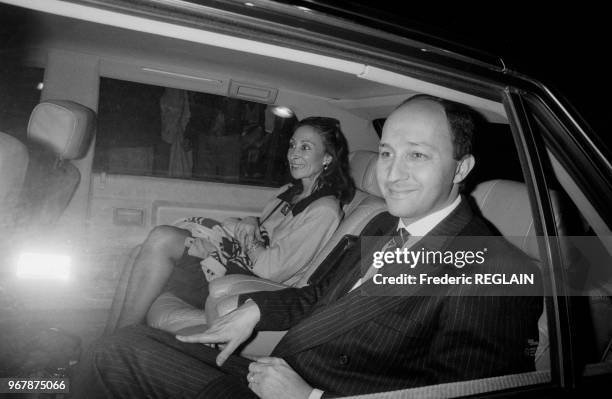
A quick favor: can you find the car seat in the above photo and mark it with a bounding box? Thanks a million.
[0,133,29,232]
[19,100,96,228]
[117,151,386,340]
[182,151,386,355]
[471,179,578,371]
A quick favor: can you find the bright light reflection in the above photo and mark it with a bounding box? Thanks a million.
[271,106,294,118]
[16,253,71,280]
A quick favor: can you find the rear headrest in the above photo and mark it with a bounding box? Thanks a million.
[349,150,382,198]
[27,100,96,160]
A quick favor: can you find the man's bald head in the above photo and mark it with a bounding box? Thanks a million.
[395,94,478,161]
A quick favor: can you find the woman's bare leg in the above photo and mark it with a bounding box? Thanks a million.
[112,225,190,330]
[104,246,142,335]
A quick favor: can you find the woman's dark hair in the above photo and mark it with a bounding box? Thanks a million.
[291,116,355,205]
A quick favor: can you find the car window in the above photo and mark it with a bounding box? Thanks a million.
[0,64,44,140]
[522,94,612,382]
[93,77,296,187]
[352,100,555,399]
[376,87,611,398]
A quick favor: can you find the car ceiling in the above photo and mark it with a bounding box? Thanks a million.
[7,2,507,123]
[29,12,410,101]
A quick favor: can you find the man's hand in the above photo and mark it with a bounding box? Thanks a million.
[247,357,313,399]
[176,301,261,366]
[234,216,262,247]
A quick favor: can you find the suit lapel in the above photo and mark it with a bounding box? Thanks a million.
[323,231,394,304]
[274,198,474,357]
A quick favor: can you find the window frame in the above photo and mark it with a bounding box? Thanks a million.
[506,87,612,395]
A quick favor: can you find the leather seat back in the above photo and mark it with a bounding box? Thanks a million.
[471,179,570,260]
[0,132,29,231]
[471,179,572,371]
[20,100,95,227]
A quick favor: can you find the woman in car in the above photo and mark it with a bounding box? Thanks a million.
[106,116,355,332]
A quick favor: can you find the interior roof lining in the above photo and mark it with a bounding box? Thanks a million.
[3,0,507,123]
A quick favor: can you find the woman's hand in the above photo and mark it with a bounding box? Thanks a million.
[244,236,266,263]
[234,216,262,246]
[186,237,216,259]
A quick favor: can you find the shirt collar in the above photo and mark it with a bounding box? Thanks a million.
[398,196,462,237]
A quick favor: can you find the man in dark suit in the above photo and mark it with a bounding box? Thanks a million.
[71,95,542,398]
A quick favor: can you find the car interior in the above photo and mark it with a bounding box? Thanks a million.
[1,0,611,397]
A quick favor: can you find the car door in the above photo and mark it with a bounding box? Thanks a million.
[510,89,612,396]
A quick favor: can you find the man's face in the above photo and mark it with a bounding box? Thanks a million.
[376,99,473,224]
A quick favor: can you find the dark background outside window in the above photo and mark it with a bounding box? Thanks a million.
[93,78,295,187]
[0,65,44,141]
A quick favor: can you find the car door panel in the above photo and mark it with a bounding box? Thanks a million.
[84,172,276,306]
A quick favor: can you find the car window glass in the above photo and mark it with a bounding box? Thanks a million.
[0,65,44,141]
[525,100,612,378]
[93,77,296,187]
[399,110,553,396]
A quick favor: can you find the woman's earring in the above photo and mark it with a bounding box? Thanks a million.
[323,163,328,170]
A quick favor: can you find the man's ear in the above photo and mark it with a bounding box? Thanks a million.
[453,154,475,184]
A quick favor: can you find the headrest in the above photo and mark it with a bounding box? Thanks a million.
[471,179,569,261]
[349,150,382,198]
[27,100,96,160]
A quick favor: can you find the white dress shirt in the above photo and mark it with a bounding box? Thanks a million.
[350,196,462,292]
[398,195,461,237]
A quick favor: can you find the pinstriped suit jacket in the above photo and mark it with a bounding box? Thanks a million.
[240,198,543,397]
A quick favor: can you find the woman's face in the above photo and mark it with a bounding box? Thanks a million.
[287,125,332,185]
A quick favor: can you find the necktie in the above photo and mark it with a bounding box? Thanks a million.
[394,227,411,250]
[349,228,411,292]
